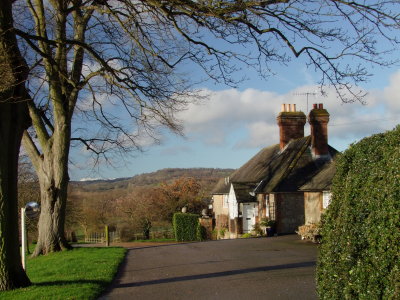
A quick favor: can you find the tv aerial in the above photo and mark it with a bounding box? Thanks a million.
[293,90,326,113]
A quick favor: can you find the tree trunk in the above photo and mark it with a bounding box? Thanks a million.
[0,0,31,291]
[0,101,31,290]
[32,186,71,255]
[32,137,72,256]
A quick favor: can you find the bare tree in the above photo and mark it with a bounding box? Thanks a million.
[18,0,194,255]
[9,0,399,257]
[159,177,205,220]
[0,0,31,290]
[116,187,162,239]
[66,186,125,239]
[71,193,115,235]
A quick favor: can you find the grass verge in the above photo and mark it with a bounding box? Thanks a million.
[0,247,126,300]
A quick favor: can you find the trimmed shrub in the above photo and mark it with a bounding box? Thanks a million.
[317,125,400,299]
[196,223,207,241]
[173,213,199,242]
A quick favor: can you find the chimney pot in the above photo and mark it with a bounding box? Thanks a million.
[313,103,318,109]
[319,103,323,109]
[293,104,296,112]
[281,104,285,112]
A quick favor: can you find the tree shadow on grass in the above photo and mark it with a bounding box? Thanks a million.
[115,261,316,288]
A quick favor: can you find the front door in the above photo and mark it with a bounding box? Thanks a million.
[242,203,257,233]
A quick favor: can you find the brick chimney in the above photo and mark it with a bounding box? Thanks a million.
[308,103,330,158]
[277,104,306,150]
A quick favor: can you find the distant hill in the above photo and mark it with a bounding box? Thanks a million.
[71,177,132,192]
[70,168,234,195]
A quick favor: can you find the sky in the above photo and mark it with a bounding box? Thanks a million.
[70,56,400,181]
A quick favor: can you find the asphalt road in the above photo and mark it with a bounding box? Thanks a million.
[99,235,318,300]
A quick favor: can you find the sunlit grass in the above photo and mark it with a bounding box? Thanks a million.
[0,247,126,300]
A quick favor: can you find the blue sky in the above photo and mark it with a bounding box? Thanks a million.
[70,56,400,181]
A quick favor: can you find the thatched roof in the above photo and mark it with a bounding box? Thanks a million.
[211,177,231,194]
[232,183,257,203]
[299,160,337,191]
[229,143,281,183]
[255,137,338,193]
[211,135,338,200]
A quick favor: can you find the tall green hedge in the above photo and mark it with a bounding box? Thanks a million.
[173,213,199,242]
[196,222,207,241]
[317,125,400,299]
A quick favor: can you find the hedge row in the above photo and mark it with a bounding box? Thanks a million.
[317,125,400,299]
[196,222,207,241]
[173,213,199,242]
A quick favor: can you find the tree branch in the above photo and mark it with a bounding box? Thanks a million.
[26,97,50,147]
[21,131,43,173]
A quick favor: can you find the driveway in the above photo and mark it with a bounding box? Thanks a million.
[99,235,318,300]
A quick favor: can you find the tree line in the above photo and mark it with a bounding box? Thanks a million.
[69,177,208,240]
[22,168,209,243]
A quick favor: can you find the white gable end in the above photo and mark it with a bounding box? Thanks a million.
[228,184,238,219]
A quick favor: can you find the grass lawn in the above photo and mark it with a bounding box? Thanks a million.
[0,247,126,300]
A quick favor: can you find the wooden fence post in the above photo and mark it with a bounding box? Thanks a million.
[105,225,110,247]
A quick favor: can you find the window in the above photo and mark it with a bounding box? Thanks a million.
[265,195,276,220]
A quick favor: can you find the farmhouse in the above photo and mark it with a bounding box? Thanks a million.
[212,103,337,238]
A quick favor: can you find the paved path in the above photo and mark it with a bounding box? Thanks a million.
[99,235,318,300]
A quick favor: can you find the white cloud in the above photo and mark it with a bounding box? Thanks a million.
[178,88,281,146]
[177,71,400,151]
[237,121,278,148]
[384,70,400,114]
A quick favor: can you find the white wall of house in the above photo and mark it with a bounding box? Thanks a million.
[228,184,238,219]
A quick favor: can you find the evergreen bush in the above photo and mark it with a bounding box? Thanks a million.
[172,213,199,242]
[196,223,207,241]
[317,125,400,299]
